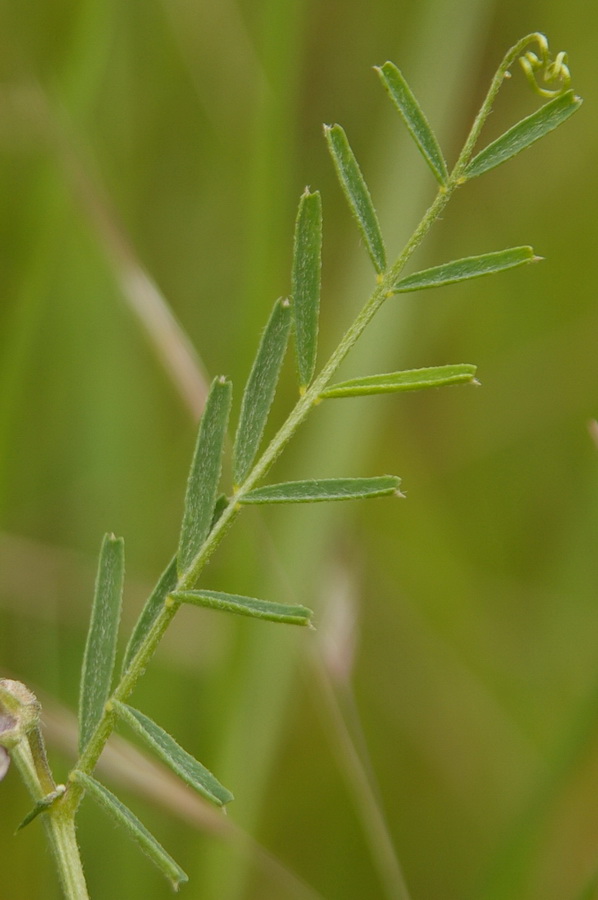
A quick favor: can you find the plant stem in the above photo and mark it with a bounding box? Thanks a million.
[11,738,89,900]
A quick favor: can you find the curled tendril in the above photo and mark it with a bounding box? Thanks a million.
[518,35,571,98]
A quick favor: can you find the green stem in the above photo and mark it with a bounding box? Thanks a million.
[44,814,90,900]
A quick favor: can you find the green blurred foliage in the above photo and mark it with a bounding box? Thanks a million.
[0,0,596,898]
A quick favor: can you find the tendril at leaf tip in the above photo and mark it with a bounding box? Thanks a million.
[518,39,572,98]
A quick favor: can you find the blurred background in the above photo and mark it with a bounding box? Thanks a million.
[0,0,596,898]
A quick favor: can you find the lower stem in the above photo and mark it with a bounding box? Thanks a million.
[44,813,89,900]
[11,737,89,899]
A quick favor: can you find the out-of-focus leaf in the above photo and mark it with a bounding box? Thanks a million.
[233,299,291,485]
[121,555,178,675]
[324,124,387,273]
[0,747,9,782]
[375,61,448,185]
[178,376,232,577]
[321,364,477,398]
[71,771,188,890]
[78,534,124,754]
[292,189,323,388]
[464,90,582,180]
[240,476,401,504]
[394,246,537,292]
[112,702,233,806]
[172,589,313,626]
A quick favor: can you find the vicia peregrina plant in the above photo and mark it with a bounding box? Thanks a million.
[0,33,581,898]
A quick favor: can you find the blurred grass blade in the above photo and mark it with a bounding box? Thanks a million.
[233,299,291,486]
[121,555,178,675]
[178,376,232,576]
[171,589,313,626]
[112,701,233,806]
[464,90,582,180]
[394,246,537,292]
[241,476,401,504]
[321,364,478,398]
[324,124,387,273]
[375,62,448,185]
[79,534,125,754]
[292,189,323,388]
[71,771,187,890]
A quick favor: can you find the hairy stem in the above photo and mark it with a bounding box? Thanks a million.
[11,739,88,900]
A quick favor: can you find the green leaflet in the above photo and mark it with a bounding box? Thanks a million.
[324,124,387,274]
[71,771,187,890]
[172,589,313,626]
[78,534,125,754]
[394,246,537,293]
[16,787,66,832]
[233,299,291,486]
[121,555,178,675]
[375,61,448,186]
[112,702,233,806]
[464,90,582,180]
[177,376,232,577]
[321,364,478,398]
[240,476,401,504]
[292,189,323,388]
